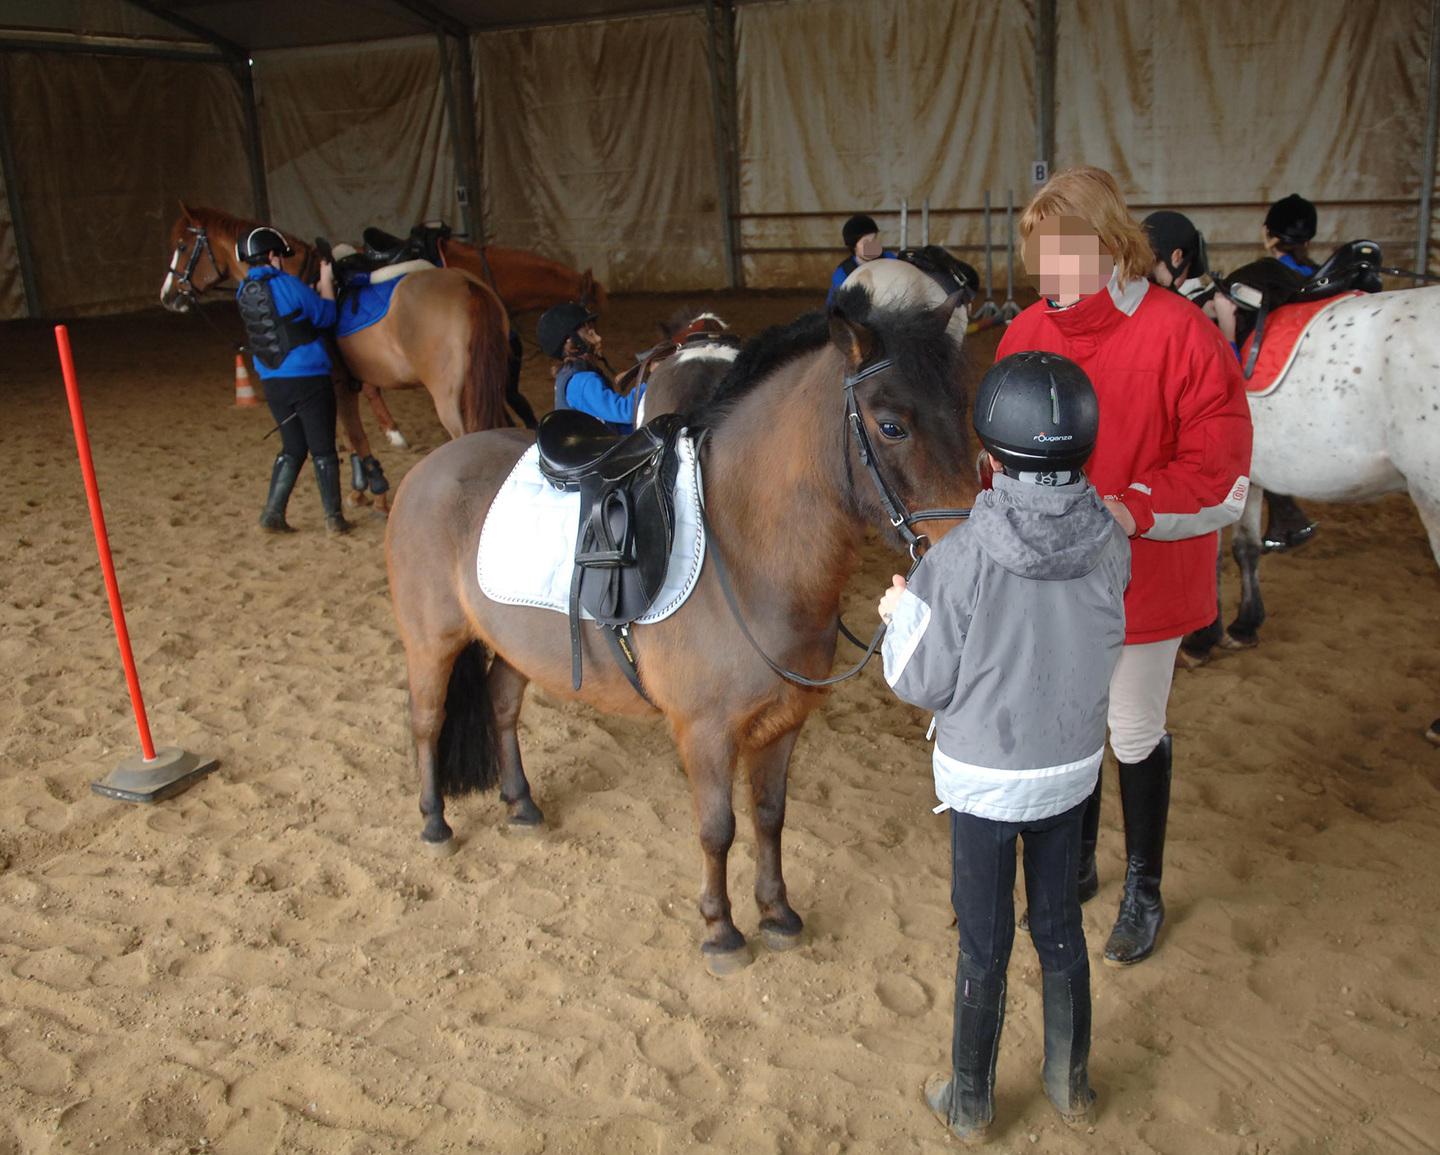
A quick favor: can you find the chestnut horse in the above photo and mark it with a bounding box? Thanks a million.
[159,205,510,482]
[438,239,608,316]
[385,266,973,974]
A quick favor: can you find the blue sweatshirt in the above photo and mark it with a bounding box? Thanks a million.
[1276,252,1315,278]
[238,266,336,379]
[827,251,897,307]
[558,365,645,433]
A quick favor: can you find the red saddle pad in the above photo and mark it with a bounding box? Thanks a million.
[1240,292,1363,395]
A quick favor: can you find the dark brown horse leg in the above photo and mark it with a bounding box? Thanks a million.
[406,642,461,854]
[678,722,748,974]
[334,380,372,495]
[487,656,544,827]
[745,727,805,950]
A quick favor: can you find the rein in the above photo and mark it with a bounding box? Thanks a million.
[697,357,971,690]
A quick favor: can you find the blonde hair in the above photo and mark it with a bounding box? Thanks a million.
[1019,166,1153,283]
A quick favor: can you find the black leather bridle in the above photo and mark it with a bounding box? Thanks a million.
[167,224,219,307]
[699,355,972,689]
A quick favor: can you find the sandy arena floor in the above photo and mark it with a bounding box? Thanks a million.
[2,292,1439,1154]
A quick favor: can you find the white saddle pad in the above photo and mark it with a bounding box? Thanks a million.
[477,435,706,624]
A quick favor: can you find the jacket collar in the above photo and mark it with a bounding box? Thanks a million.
[1043,268,1148,340]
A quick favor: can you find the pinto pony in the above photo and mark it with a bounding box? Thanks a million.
[384,264,975,973]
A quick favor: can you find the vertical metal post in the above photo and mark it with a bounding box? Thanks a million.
[899,198,908,248]
[921,197,930,246]
[435,31,476,240]
[237,59,270,221]
[705,0,741,288]
[453,33,486,245]
[1036,0,1057,175]
[0,56,41,315]
[1416,0,1440,278]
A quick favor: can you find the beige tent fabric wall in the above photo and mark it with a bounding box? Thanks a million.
[256,37,457,248]
[0,158,22,320]
[1,51,248,316]
[1055,0,1430,271]
[474,11,724,294]
[735,0,1036,291]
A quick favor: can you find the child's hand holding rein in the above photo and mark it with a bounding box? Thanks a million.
[878,574,907,624]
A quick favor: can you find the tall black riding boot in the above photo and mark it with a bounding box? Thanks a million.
[1077,776,1102,904]
[259,453,302,533]
[924,958,1006,1143]
[313,453,352,535]
[1103,734,1172,966]
[1042,956,1096,1123]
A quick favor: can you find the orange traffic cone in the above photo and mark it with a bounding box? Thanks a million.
[234,354,259,408]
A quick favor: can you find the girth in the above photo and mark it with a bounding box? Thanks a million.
[537,410,688,700]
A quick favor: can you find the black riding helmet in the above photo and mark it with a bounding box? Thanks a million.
[1264,194,1317,247]
[236,226,294,265]
[842,213,879,252]
[974,352,1100,477]
[537,301,598,359]
[1143,210,1208,280]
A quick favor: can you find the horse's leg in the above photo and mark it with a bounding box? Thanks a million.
[1225,485,1267,647]
[676,720,748,974]
[406,640,463,853]
[335,381,374,506]
[364,382,409,449]
[1406,483,1440,746]
[1180,533,1225,666]
[745,726,805,951]
[487,656,544,827]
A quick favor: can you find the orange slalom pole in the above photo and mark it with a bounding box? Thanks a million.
[55,325,157,760]
[55,325,216,803]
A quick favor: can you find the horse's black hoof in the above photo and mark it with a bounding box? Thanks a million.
[506,796,545,827]
[1425,719,1440,748]
[703,941,752,977]
[1176,646,1210,670]
[1221,629,1258,650]
[1262,522,1318,554]
[422,834,457,858]
[760,923,804,953]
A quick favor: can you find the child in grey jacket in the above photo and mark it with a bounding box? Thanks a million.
[878,351,1129,1142]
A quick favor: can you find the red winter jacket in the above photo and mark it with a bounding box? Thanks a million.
[997,277,1253,644]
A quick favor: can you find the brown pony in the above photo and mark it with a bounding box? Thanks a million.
[385,270,974,974]
[438,239,608,316]
[160,204,510,449]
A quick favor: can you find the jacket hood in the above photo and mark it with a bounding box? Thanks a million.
[969,473,1122,580]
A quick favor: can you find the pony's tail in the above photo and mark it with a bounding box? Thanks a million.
[461,284,510,433]
[435,641,500,797]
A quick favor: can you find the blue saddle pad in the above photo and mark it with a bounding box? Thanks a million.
[336,277,402,338]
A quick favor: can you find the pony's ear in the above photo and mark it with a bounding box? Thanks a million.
[179,199,193,221]
[939,289,968,330]
[580,269,596,305]
[829,309,876,369]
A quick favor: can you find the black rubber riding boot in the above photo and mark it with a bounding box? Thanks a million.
[313,453,352,535]
[259,453,302,533]
[1021,778,1101,932]
[923,958,1006,1143]
[1042,956,1096,1124]
[1262,492,1318,553]
[1104,735,1172,967]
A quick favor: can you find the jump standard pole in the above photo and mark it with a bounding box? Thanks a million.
[55,325,218,804]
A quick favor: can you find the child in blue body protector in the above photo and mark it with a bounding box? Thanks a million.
[538,301,643,433]
[826,213,895,307]
[878,352,1130,1144]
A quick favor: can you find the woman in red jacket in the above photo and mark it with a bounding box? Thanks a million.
[998,167,1252,966]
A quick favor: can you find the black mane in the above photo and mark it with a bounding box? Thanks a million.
[690,283,965,428]
[690,310,831,424]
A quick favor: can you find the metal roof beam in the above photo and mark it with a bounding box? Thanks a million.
[385,0,468,38]
[122,0,247,60]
